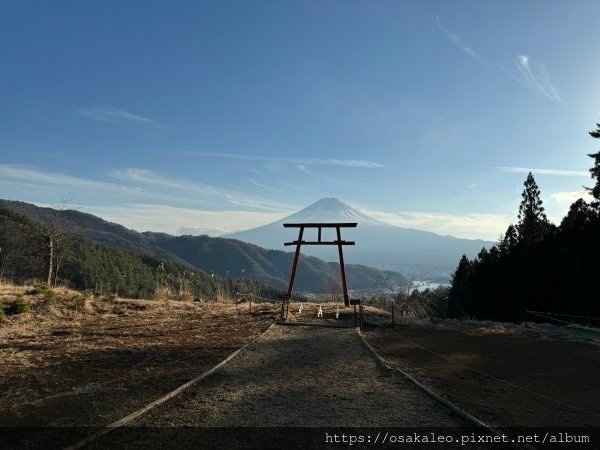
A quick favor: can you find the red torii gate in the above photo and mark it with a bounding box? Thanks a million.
[282,223,357,316]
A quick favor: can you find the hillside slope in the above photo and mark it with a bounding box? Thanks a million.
[0,207,275,299]
[145,233,406,292]
[0,199,406,293]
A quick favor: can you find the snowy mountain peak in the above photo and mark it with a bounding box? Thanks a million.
[282,198,381,224]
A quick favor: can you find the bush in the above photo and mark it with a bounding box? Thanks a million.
[154,286,171,301]
[68,294,87,310]
[5,295,30,315]
[29,283,50,295]
[28,283,57,304]
[178,290,194,302]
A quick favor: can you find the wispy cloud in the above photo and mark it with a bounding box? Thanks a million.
[436,16,480,59]
[435,17,561,101]
[294,164,345,184]
[550,190,592,203]
[248,178,280,191]
[0,164,131,193]
[0,164,294,214]
[109,168,294,212]
[165,151,384,169]
[496,166,589,177]
[514,55,561,101]
[85,203,285,236]
[365,209,509,241]
[77,106,167,127]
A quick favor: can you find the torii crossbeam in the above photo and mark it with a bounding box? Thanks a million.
[283,222,357,307]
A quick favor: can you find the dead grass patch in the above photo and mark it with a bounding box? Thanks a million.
[0,283,278,427]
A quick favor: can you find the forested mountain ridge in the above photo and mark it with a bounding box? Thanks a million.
[144,233,407,292]
[0,200,183,262]
[0,207,276,299]
[0,200,407,294]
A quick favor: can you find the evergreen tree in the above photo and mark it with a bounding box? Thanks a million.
[447,254,472,318]
[498,224,518,255]
[560,198,592,232]
[586,122,600,209]
[517,172,550,246]
[477,247,489,260]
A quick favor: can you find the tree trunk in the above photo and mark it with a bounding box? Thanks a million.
[46,236,54,286]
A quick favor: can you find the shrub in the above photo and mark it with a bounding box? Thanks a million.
[6,295,30,315]
[29,283,50,295]
[178,290,194,302]
[154,286,171,301]
[28,283,57,304]
[69,294,87,311]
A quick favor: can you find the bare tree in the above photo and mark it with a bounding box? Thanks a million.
[379,275,399,325]
[322,275,342,303]
[395,275,442,319]
[395,274,416,318]
[34,197,77,287]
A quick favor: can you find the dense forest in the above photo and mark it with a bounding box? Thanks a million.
[448,121,600,323]
[0,208,280,300]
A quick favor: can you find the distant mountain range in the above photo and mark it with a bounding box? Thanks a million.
[0,199,407,294]
[227,198,494,280]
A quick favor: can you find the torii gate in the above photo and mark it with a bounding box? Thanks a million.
[281,222,357,319]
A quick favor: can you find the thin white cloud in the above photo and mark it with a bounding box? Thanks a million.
[365,209,510,241]
[550,190,592,203]
[0,164,294,214]
[496,166,589,177]
[436,16,480,59]
[294,164,344,184]
[435,18,561,102]
[0,164,134,194]
[248,178,280,191]
[109,168,294,212]
[165,151,384,169]
[514,55,561,101]
[77,106,167,127]
[85,203,286,236]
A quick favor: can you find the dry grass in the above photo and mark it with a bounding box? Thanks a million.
[153,286,171,301]
[0,282,280,427]
[0,282,399,428]
[285,300,391,325]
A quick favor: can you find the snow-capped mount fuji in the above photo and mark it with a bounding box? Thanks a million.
[226,198,493,281]
[275,197,381,224]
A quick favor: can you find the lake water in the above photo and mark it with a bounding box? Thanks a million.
[411,280,450,292]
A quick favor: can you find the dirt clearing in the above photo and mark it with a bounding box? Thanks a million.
[0,295,276,428]
[364,320,600,429]
[133,324,467,427]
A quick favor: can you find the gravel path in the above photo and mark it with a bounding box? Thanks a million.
[135,324,467,427]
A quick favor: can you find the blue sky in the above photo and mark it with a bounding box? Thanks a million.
[1,1,599,240]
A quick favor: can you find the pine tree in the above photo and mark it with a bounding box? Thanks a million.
[517,172,550,246]
[498,224,518,255]
[560,198,592,232]
[447,254,472,318]
[586,122,600,209]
